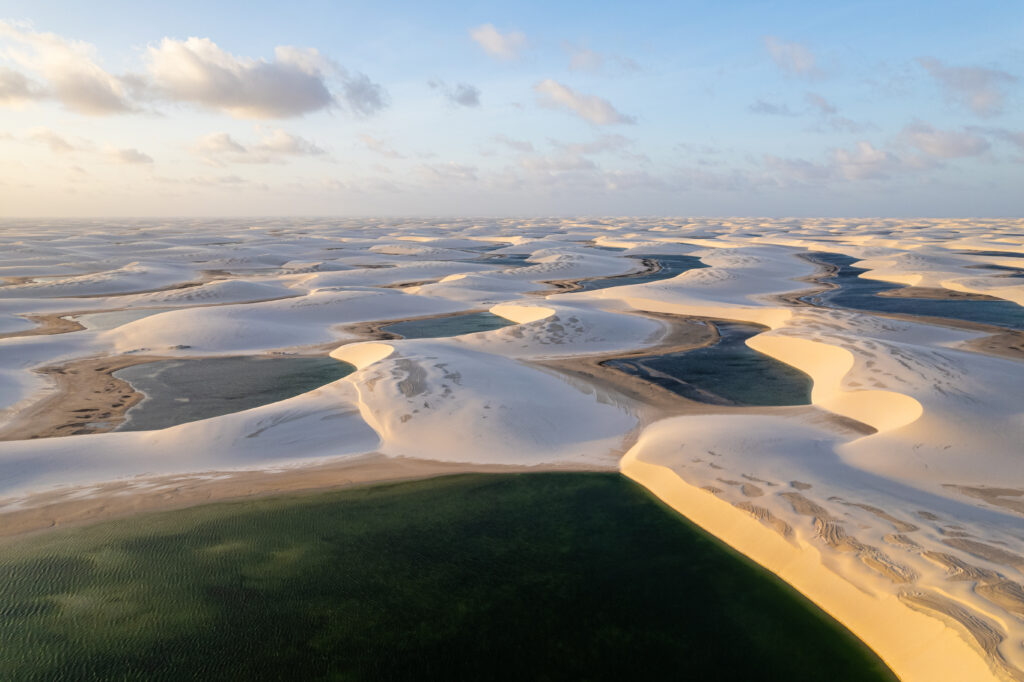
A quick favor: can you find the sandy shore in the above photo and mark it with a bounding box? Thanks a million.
[535,257,660,296]
[0,453,613,541]
[0,355,169,441]
[619,447,1004,682]
[536,311,876,438]
[0,313,84,340]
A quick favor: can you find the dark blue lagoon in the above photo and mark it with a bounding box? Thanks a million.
[802,252,1024,330]
[578,254,708,292]
[606,321,812,406]
[115,356,355,431]
[380,311,513,339]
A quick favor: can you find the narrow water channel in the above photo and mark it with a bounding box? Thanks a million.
[802,252,1024,330]
[578,255,707,292]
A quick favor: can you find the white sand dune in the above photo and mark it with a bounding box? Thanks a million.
[0,216,1022,681]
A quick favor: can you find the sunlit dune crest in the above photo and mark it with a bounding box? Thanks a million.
[0,216,1022,681]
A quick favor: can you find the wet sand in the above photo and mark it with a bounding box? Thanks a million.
[534,257,660,296]
[0,453,612,541]
[0,313,84,340]
[0,355,169,441]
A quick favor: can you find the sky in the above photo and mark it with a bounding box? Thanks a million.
[0,0,1021,217]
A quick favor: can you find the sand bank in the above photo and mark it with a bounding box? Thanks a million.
[0,454,612,541]
[0,355,169,441]
[0,313,84,340]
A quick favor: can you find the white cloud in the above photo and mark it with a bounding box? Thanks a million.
[26,127,78,153]
[360,134,403,159]
[339,72,388,116]
[519,153,596,173]
[803,93,872,133]
[763,155,831,184]
[970,127,1024,153]
[429,80,481,107]
[534,79,635,125]
[491,134,534,152]
[749,99,796,116]
[566,45,603,71]
[0,24,387,119]
[256,129,326,155]
[193,130,326,164]
[901,121,989,159]
[146,38,334,118]
[109,147,154,164]
[0,66,45,104]
[550,134,633,155]
[917,57,1017,117]
[831,141,899,180]
[562,44,640,73]
[194,132,248,155]
[764,37,820,78]
[804,92,836,115]
[469,24,526,60]
[765,141,903,184]
[417,162,478,183]
[0,20,133,114]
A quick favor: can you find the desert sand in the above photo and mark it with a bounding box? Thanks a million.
[1,216,1022,681]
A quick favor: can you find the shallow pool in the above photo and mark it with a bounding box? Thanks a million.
[115,356,355,431]
[606,321,812,406]
[380,312,514,339]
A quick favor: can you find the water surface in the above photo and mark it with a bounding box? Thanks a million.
[607,321,812,406]
[381,312,513,339]
[115,356,355,431]
[578,254,707,292]
[0,473,895,681]
[802,252,1024,330]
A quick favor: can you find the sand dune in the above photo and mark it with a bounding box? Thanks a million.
[0,216,1022,681]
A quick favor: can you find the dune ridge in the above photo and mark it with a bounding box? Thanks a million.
[1,216,1022,679]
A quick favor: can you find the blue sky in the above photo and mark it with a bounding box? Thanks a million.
[0,0,1021,216]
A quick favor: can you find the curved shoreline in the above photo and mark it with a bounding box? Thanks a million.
[0,454,611,542]
[620,446,1001,682]
[0,354,168,441]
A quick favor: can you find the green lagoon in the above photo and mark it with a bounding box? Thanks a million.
[0,473,894,681]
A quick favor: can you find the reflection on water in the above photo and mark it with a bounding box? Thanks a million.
[70,308,173,331]
[381,312,513,339]
[578,255,707,292]
[606,321,812,406]
[802,252,1024,330]
[115,356,355,431]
